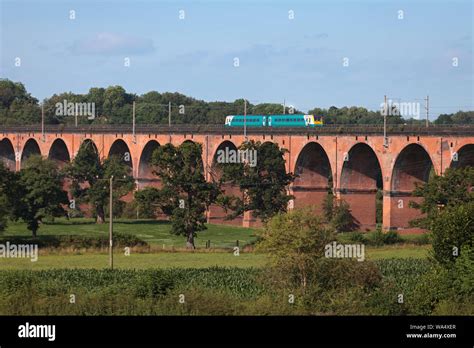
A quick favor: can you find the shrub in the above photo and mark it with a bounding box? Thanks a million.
[322,193,334,223]
[383,231,402,245]
[369,228,402,246]
[331,200,357,232]
[429,202,474,265]
[257,208,334,290]
[348,232,367,243]
[311,258,382,291]
[371,228,386,246]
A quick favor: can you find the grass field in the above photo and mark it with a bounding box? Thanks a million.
[0,245,430,270]
[0,251,268,270]
[1,218,258,248]
[0,219,431,270]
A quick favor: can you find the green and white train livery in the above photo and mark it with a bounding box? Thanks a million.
[224,114,323,127]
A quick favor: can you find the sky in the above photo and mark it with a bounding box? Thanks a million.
[0,0,473,117]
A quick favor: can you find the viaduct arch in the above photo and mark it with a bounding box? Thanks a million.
[293,142,332,214]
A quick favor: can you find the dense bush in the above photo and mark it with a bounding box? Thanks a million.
[348,232,367,243]
[409,245,474,315]
[310,258,382,290]
[369,229,402,246]
[257,208,334,290]
[429,202,474,265]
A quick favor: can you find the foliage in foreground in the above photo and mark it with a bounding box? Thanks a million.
[0,255,470,316]
[256,208,333,289]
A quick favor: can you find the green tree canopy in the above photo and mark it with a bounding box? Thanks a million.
[14,155,68,236]
[410,167,474,227]
[0,161,18,232]
[65,141,134,223]
[429,202,474,266]
[220,140,295,222]
[1,79,473,126]
[410,167,474,266]
[149,142,221,248]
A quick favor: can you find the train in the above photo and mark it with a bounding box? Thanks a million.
[224,114,323,127]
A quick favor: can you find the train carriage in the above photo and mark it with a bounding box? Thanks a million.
[224,114,323,127]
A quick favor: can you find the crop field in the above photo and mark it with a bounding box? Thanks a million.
[0,219,469,317]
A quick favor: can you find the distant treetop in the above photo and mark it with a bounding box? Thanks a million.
[0,79,472,126]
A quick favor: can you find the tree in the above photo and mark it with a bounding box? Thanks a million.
[410,167,474,227]
[0,161,18,232]
[14,156,68,237]
[220,140,295,222]
[322,195,357,232]
[101,86,134,124]
[4,78,472,126]
[0,79,40,125]
[87,87,106,119]
[250,103,302,115]
[331,200,357,232]
[429,202,474,266]
[0,79,38,108]
[134,187,163,218]
[43,92,84,125]
[150,142,221,248]
[322,193,334,223]
[409,167,474,265]
[65,141,134,223]
[256,208,334,290]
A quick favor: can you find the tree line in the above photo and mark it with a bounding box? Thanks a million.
[1,79,473,126]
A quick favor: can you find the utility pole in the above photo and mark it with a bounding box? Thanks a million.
[283,99,286,114]
[135,180,139,220]
[109,176,114,270]
[74,104,78,127]
[424,95,429,127]
[244,99,247,141]
[41,103,45,142]
[383,95,388,147]
[168,102,171,128]
[132,101,136,143]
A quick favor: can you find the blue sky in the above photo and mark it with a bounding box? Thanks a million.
[0,0,472,117]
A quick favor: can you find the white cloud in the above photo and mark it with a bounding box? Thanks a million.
[70,32,155,56]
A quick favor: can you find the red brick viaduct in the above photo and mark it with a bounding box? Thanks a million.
[1,125,473,232]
